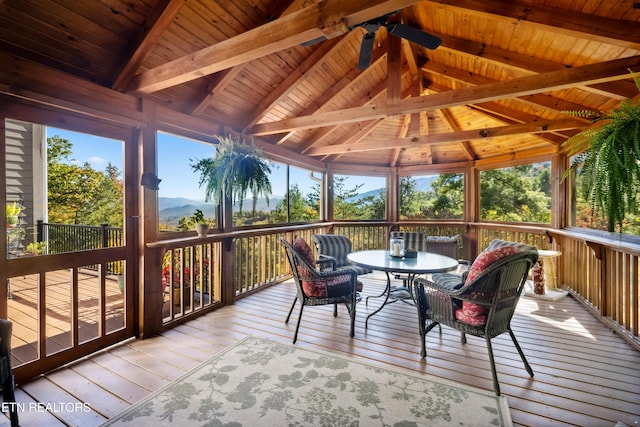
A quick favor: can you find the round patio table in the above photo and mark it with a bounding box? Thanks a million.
[347,250,458,328]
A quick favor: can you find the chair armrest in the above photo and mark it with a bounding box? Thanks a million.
[317,254,337,271]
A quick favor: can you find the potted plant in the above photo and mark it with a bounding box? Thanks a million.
[191,209,209,237]
[562,70,640,233]
[24,241,46,256]
[191,134,273,213]
[6,202,22,228]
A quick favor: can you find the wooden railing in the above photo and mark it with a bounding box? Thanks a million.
[150,221,639,350]
[550,229,640,350]
[161,241,222,322]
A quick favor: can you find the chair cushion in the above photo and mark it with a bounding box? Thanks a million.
[293,238,316,267]
[312,234,351,267]
[302,276,363,297]
[294,238,362,297]
[455,245,522,326]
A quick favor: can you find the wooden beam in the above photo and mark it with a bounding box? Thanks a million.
[248,55,640,135]
[387,34,402,106]
[428,0,640,50]
[127,0,423,94]
[242,36,346,130]
[304,118,587,155]
[189,0,310,116]
[435,32,635,100]
[112,0,186,91]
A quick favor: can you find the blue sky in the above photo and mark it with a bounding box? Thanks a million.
[47,127,385,200]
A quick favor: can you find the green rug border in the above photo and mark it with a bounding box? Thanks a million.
[102,335,513,426]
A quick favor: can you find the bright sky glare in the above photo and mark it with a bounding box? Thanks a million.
[47,127,386,200]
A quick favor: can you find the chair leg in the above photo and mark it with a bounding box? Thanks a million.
[292,304,305,344]
[3,380,18,427]
[333,303,338,317]
[349,301,356,338]
[460,332,467,344]
[485,335,501,396]
[286,297,298,324]
[509,328,534,377]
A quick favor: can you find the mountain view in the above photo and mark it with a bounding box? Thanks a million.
[159,196,284,225]
[159,177,437,225]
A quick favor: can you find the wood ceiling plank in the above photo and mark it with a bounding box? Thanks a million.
[428,0,640,49]
[112,0,186,91]
[249,54,640,135]
[188,1,309,116]
[242,37,346,130]
[127,0,424,93]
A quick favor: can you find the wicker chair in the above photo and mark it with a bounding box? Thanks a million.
[281,238,360,344]
[311,234,372,276]
[389,232,469,287]
[0,319,19,426]
[425,234,471,287]
[413,246,539,395]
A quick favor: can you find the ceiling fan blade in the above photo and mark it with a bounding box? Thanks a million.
[300,35,327,47]
[358,32,375,70]
[386,23,442,50]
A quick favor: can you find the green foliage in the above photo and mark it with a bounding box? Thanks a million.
[47,135,124,226]
[191,209,206,224]
[333,176,386,220]
[6,202,22,217]
[480,165,550,223]
[25,241,46,255]
[562,71,640,232]
[270,184,319,223]
[191,134,272,213]
[400,174,464,220]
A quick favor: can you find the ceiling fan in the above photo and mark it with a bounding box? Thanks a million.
[355,14,442,69]
[301,13,442,70]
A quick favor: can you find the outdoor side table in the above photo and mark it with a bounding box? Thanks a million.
[525,249,568,301]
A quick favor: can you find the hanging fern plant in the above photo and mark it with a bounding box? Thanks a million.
[562,70,640,233]
[191,134,273,213]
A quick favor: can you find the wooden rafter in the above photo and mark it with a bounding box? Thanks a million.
[303,117,587,156]
[111,0,186,91]
[429,0,640,50]
[434,32,636,101]
[248,55,640,135]
[126,0,423,94]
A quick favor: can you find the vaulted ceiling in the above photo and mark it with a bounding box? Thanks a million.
[1,0,639,169]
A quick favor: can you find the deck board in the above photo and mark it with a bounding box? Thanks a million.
[6,274,640,427]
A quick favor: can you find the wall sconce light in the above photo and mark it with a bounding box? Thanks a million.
[140,173,161,190]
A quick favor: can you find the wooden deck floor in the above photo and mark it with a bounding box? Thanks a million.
[5,273,640,426]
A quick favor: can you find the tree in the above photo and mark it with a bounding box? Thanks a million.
[47,135,123,225]
[480,165,550,223]
[270,184,318,223]
[400,174,464,220]
[333,176,366,219]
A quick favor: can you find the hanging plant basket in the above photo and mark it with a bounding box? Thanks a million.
[562,70,640,233]
[191,134,273,213]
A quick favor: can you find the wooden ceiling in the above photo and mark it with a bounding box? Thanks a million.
[1,0,640,169]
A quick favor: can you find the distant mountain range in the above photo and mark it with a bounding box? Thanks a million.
[159,176,437,225]
[159,196,283,225]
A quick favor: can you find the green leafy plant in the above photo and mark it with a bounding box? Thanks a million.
[562,70,640,233]
[6,202,22,227]
[25,241,46,255]
[191,209,208,225]
[6,202,22,217]
[191,134,272,213]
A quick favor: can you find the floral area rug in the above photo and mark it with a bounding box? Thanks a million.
[102,335,512,426]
